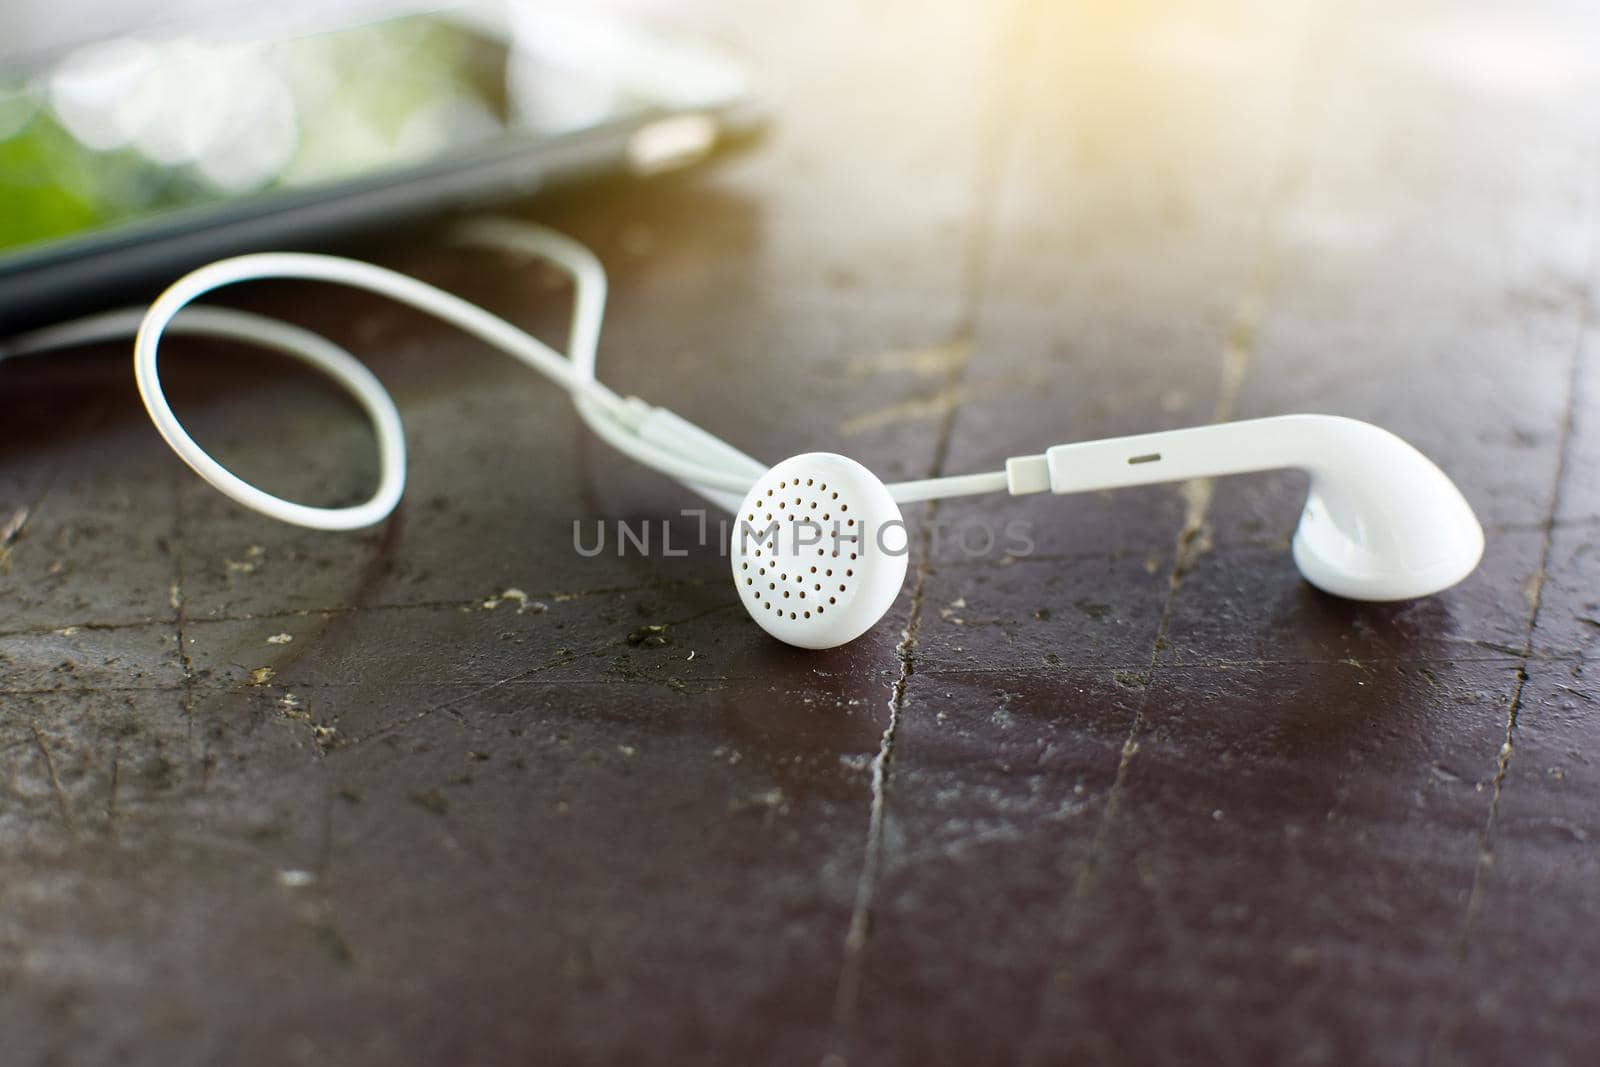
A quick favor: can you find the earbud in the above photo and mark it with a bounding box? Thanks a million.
[1005,414,1484,601]
[730,453,908,649]
[728,416,1482,649]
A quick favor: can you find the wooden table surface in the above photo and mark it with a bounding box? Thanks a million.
[3,0,1598,1063]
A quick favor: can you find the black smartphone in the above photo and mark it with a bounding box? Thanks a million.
[0,2,763,330]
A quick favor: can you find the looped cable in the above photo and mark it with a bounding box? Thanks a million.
[5,305,407,529]
[3,218,1012,530]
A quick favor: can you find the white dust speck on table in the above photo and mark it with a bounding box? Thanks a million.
[481,587,547,614]
[226,545,266,574]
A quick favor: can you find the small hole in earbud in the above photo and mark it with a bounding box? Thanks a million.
[828,596,836,604]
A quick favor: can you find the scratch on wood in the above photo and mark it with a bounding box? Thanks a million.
[0,506,28,573]
[30,722,76,837]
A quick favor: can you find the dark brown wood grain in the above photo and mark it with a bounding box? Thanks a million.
[2,1,1598,1064]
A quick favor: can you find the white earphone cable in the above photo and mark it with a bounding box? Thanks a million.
[3,218,1010,529]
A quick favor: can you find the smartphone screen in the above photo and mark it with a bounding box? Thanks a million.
[0,5,750,272]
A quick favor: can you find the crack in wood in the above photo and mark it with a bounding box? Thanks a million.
[1427,150,1600,1064]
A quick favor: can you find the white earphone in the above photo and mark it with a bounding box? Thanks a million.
[2,218,1484,649]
